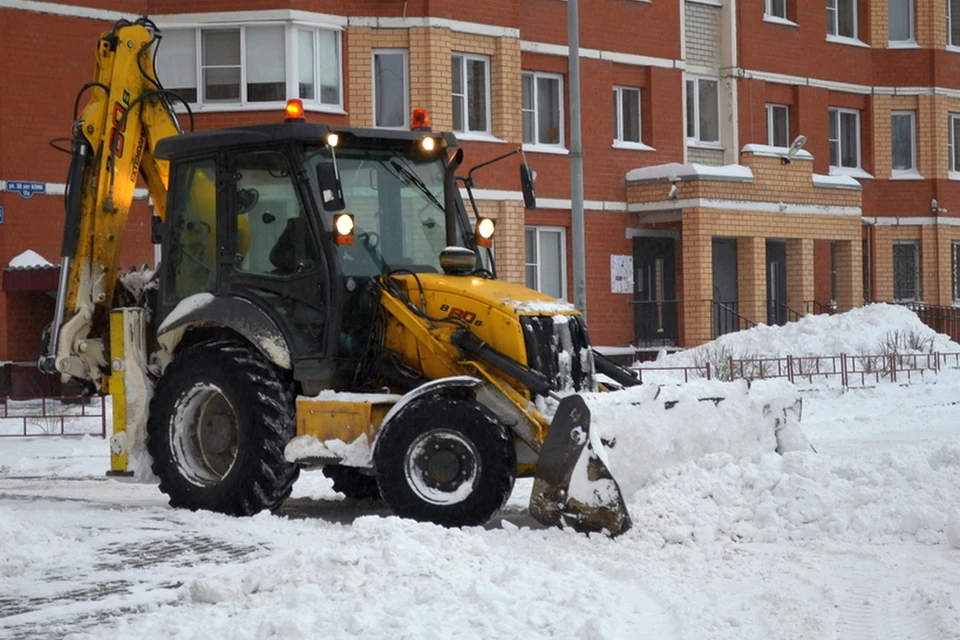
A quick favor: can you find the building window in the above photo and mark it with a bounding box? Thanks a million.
[525,226,566,300]
[767,104,789,147]
[826,0,857,39]
[522,71,564,147]
[373,50,408,129]
[766,0,787,19]
[156,25,341,108]
[891,110,917,174]
[828,107,861,169]
[951,114,960,174]
[613,86,641,144]
[950,0,960,47]
[952,242,960,302]
[686,77,720,145]
[888,0,914,42]
[451,53,491,135]
[893,240,920,302]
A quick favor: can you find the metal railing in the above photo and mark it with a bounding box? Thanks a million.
[767,300,802,326]
[0,395,108,438]
[629,299,682,347]
[805,300,837,316]
[892,301,960,343]
[630,351,960,388]
[711,300,757,338]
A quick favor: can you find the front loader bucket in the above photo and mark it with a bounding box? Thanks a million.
[529,395,632,537]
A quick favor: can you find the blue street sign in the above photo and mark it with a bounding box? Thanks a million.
[0,205,4,224]
[5,181,46,199]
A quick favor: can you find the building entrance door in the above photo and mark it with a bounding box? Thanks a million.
[766,240,787,325]
[632,236,677,346]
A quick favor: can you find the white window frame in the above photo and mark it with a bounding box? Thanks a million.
[828,107,862,171]
[451,53,492,136]
[826,0,860,42]
[950,0,960,49]
[525,226,567,301]
[893,240,920,302]
[888,0,916,46]
[155,23,343,112]
[766,103,790,148]
[522,71,565,151]
[686,76,721,146]
[765,0,787,20]
[890,110,919,178]
[372,49,409,129]
[950,113,960,178]
[613,86,644,146]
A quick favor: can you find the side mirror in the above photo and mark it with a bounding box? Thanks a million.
[520,164,537,210]
[316,162,345,212]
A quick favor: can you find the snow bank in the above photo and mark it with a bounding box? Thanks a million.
[646,304,960,369]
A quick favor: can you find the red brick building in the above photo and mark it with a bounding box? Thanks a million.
[2,0,959,381]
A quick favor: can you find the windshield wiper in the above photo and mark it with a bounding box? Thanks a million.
[381,155,445,214]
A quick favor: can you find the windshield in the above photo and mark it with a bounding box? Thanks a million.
[308,145,462,276]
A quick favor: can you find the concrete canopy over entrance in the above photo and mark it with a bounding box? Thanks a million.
[625,147,864,347]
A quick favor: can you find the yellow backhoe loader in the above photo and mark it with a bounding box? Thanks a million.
[41,17,638,536]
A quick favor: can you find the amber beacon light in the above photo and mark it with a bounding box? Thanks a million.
[285,99,306,122]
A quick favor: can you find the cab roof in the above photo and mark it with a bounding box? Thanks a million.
[154,123,458,161]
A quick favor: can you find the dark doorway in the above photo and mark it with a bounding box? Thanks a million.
[712,238,738,337]
[766,240,787,325]
[632,236,677,346]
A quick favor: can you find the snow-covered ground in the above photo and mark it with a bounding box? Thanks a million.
[2,305,960,639]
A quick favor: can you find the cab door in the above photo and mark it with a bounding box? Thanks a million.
[221,148,334,379]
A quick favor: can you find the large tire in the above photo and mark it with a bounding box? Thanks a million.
[146,339,300,516]
[373,394,516,528]
[322,465,381,501]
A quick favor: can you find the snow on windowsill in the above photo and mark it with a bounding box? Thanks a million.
[763,15,798,28]
[454,132,507,144]
[686,140,724,151]
[950,171,960,181]
[174,102,347,116]
[521,144,569,156]
[890,170,924,180]
[613,140,656,152]
[825,34,871,49]
[829,166,874,180]
[888,39,920,49]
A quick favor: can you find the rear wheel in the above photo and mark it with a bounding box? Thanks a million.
[373,394,516,528]
[146,339,299,515]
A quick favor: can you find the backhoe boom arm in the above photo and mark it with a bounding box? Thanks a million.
[41,18,181,385]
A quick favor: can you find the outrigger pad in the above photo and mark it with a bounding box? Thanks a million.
[529,395,632,537]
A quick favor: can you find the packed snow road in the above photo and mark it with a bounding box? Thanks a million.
[2,372,960,638]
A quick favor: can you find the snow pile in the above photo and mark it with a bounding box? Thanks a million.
[645,304,960,369]
[7,249,52,268]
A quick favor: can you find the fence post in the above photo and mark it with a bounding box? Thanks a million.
[840,353,847,388]
[706,361,712,380]
[101,395,108,438]
[729,355,735,382]
[890,354,897,384]
[787,355,794,384]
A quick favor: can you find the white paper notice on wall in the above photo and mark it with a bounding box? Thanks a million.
[610,255,633,294]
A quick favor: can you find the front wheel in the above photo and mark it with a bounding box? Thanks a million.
[373,394,516,528]
[146,339,299,516]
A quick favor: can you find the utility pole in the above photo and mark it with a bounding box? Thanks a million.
[568,0,587,320]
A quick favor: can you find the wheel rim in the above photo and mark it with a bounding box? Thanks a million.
[171,383,239,486]
[404,428,481,506]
